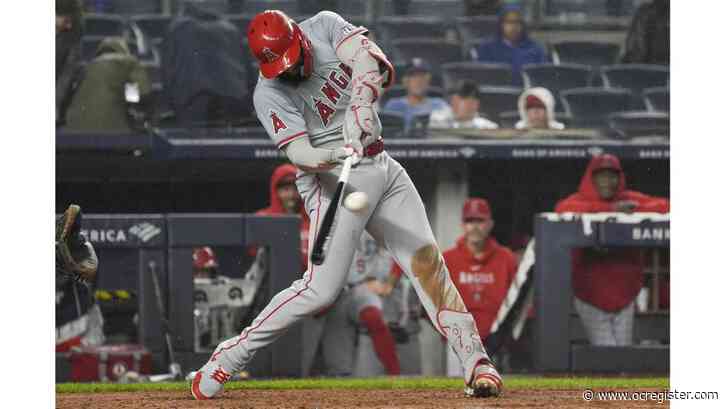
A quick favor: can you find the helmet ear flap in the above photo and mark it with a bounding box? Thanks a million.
[293,23,314,77]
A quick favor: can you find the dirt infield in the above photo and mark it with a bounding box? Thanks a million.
[56,388,669,408]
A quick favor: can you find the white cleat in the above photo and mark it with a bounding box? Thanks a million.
[464,359,503,398]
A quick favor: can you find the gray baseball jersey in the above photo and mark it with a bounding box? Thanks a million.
[253,11,367,150]
[196,11,497,397]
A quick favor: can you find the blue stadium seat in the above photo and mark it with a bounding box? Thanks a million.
[442,62,518,91]
[225,14,254,35]
[477,86,522,122]
[377,17,449,46]
[643,87,669,112]
[607,111,670,139]
[551,41,621,68]
[455,16,498,43]
[600,64,669,96]
[379,112,406,138]
[523,63,592,92]
[81,36,106,62]
[523,63,592,112]
[561,87,632,128]
[131,14,172,42]
[83,13,126,37]
[379,85,444,109]
[390,39,463,86]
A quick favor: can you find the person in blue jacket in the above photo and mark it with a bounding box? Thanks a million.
[471,4,548,85]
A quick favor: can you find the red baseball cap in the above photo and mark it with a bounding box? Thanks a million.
[462,198,491,221]
[525,94,546,110]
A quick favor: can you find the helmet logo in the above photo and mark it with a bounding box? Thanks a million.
[261,47,280,63]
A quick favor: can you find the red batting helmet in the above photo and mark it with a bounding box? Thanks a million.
[247,10,312,79]
[193,247,219,270]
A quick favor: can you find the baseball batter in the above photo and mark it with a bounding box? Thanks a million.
[191,10,502,399]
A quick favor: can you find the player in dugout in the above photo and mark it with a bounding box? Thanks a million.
[382,198,517,376]
[555,154,669,347]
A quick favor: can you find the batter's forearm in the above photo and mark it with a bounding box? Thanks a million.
[336,34,395,104]
[283,137,351,172]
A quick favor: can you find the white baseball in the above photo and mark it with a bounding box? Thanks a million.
[344,191,369,212]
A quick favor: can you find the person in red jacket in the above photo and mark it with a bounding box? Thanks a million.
[442,198,518,376]
[255,164,310,269]
[555,154,669,346]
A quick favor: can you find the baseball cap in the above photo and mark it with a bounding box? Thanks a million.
[462,198,491,221]
[406,58,432,75]
[525,94,546,110]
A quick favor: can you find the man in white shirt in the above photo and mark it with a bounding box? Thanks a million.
[429,80,499,130]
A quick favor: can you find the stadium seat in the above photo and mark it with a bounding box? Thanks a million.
[378,17,450,46]
[336,1,366,16]
[522,63,592,92]
[561,87,632,128]
[379,112,406,138]
[600,64,669,96]
[441,62,518,91]
[413,0,465,17]
[225,14,254,35]
[544,0,636,17]
[643,87,669,112]
[81,36,106,62]
[243,0,297,15]
[497,110,520,128]
[607,111,670,139]
[551,41,621,68]
[463,37,488,61]
[83,14,126,37]
[408,113,431,138]
[131,15,172,42]
[390,39,463,86]
[379,85,444,110]
[141,61,162,85]
[455,16,498,43]
[477,86,522,122]
[522,63,592,112]
[498,109,573,129]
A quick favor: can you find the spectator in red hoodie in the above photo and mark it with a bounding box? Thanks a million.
[555,154,669,346]
[442,198,517,376]
[255,164,310,269]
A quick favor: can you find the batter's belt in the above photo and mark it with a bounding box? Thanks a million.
[363,139,384,157]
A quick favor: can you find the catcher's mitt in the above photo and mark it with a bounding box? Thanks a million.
[56,204,98,283]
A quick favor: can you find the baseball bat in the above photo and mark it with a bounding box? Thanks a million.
[148,260,182,380]
[310,154,354,265]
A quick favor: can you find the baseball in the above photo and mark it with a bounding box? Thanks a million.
[344,191,369,212]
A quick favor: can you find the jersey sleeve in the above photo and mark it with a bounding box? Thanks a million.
[315,11,368,51]
[253,87,308,149]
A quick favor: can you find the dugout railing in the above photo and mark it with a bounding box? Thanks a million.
[533,213,670,373]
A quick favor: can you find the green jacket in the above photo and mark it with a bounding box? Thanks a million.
[65,38,151,132]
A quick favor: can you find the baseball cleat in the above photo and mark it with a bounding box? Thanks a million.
[190,346,238,400]
[464,359,503,398]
